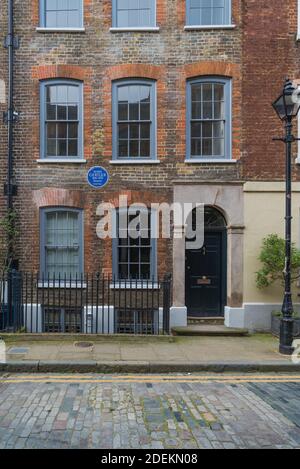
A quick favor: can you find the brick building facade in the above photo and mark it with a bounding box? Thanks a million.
[1,1,300,331]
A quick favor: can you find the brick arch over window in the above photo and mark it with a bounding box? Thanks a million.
[31,65,92,161]
[176,61,242,161]
[102,64,167,160]
[33,188,85,209]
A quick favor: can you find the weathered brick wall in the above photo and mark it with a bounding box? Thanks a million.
[241,0,300,180]
[1,0,298,273]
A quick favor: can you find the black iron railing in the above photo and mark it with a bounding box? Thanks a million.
[0,271,172,335]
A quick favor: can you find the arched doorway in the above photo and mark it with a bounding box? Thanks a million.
[185,206,227,317]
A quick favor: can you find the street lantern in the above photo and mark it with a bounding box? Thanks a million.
[272,78,300,355]
[272,79,300,121]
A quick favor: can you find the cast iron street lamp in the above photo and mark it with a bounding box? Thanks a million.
[272,79,300,355]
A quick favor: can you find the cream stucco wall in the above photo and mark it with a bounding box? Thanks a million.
[244,182,300,304]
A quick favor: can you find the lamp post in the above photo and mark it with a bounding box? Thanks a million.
[272,78,300,355]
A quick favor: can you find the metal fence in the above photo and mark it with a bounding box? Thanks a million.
[0,271,171,335]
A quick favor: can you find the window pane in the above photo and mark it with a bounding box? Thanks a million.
[129,264,140,280]
[140,123,150,138]
[214,101,224,119]
[128,9,139,26]
[192,101,201,119]
[68,140,78,156]
[191,84,202,102]
[213,121,224,138]
[191,122,201,138]
[129,124,139,139]
[129,140,139,157]
[130,248,139,263]
[214,83,224,101]
[140,248,150,262]
[129,102,139,120]
[47,123,56,138]
[68,105,78,120]
[118,124,128,139]
[140,103,150,120]
[202,138,212,156]
[140,140,150,157]
[202,122,212,137]
[141,264,150,279]
[57,105,67,120]
[202,83,212,101]
[57,123,67,138]
[47,139,56,156]
[46,11,57,27]
[203,101,213,119]
[201,8,212,24]
[213,138,224,156]
[139,9,151,26]
[58,140,67,156]
[191,139,201,156]
[213,7,223,24]
[47,104,56,120]
[119,140,128,157]
[119,248,128,263]
[69,123,78,138]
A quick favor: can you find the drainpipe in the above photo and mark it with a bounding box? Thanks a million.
[3,0,19,328]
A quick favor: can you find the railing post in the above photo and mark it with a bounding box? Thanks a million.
[162,274,171,334]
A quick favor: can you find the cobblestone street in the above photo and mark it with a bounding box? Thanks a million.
[1,374,300,449]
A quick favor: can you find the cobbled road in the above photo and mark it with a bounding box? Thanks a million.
[1,373,300,449]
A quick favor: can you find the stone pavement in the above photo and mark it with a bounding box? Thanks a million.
[1,334,293,369]
[1,373,300,449]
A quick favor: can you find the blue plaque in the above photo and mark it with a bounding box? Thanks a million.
[87,166,109,189]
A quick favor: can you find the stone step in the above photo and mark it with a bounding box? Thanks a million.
[188,316,224,325]
[172,325,249,337]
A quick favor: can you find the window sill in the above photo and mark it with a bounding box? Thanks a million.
[184,24,236,31]
[185,158,237,164]
[37,159,87,164]
[110,27,160,33]
[110,282,160,290]
[109,159,160,164]
[38,282,87,289]
[36,27,85,33]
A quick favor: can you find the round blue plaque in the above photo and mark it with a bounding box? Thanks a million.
[87,166,109,189]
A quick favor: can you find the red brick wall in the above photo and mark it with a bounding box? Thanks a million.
[241,0,299,180]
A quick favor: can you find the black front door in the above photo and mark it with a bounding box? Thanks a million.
[185,231,226,317]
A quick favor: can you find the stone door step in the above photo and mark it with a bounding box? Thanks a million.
[188,316,224,325]
[172,325,249,337]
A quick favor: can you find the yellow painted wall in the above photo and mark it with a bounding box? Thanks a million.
[244,182,300,304]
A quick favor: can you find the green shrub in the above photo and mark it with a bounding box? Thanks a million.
[256,234,300,289]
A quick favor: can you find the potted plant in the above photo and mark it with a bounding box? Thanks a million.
[256,234,300,337]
